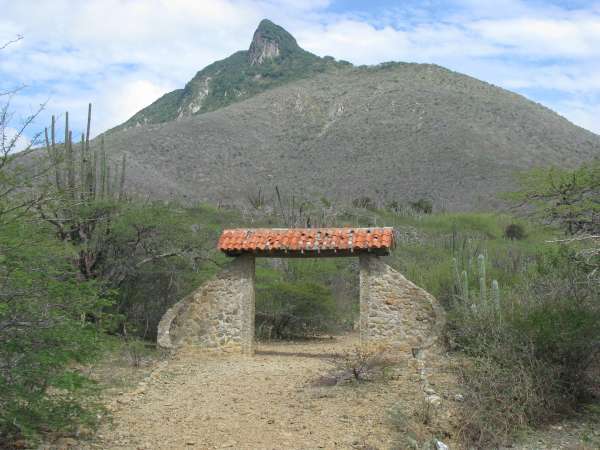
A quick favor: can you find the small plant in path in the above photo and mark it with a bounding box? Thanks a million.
[316,343,395,385]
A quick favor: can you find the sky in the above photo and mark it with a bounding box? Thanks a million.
[1,0,599,148]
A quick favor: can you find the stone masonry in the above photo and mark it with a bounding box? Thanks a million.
[359,254,441,353]
[157,254,255,354]
[158,253,442,356]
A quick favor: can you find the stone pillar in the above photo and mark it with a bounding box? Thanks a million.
[157,254,256,354]
[359,254,442,353]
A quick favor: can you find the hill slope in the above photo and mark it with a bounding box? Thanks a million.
[103,21,600,211]
[115,19,347,131]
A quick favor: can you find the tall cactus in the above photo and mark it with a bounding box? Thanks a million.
[478,254,486,303]
[119,154,126,200]
[462,270,469,302]
[452,249,501,316]
[44,103,126,202]
[491,279,500,310]
[41,103,128,280]
[99,136,107,199]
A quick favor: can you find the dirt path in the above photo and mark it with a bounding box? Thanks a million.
[84,335,446,450]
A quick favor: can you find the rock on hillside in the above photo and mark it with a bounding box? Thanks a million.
[103,61,599,210]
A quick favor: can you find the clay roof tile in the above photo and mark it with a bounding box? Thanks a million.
[218,227,394,255]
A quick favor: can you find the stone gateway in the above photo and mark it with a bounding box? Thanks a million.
[157,228,443,355]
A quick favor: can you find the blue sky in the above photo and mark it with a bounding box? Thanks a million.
[1,0,599,148]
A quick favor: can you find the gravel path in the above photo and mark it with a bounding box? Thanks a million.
[87,335,426,449]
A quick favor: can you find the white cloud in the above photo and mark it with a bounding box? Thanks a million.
[96,79,178,132]
[1,0,599,136]
[552,98,600,134]
[470,16,600,58]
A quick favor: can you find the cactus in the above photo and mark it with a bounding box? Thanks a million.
[452,250,501,314]
[43,104,126,202]
[99,136,107,198]
[119,154,126,200]
[452,256,459,291]
[478,254,486,303]
[79,132,86,198]
[461,270,469,302]
[491,279,500,310]
[39,104,130,280]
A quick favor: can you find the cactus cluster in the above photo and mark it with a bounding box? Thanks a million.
[39,104,128,278]
[453,252,500,312]
[44,103,126,201]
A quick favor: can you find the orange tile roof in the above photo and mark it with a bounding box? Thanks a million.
[218,227,394,256]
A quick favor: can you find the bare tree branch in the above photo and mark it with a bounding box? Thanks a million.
[0,35,23,51]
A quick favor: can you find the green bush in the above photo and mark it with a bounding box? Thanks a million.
[0,221,111,444]
[255,279,337,339]
[409,198,433,214]
[450,247,600,447]
[106,202,228,339]
[504,223,526,240]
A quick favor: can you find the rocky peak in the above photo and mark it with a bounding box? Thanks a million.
[248,19,300,65]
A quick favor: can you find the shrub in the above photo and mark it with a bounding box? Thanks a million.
[409,198,433,214]
[504,223,526,240]
[352,196,376,210]
[450,248,600,447]
[255,279,337,339]
[509,161,600,235]
[0,221,110,445]
[316,343,394,385]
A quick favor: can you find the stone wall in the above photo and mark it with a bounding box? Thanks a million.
[157,254,255,354]
[359,254,443,353]
[158,252,443,357]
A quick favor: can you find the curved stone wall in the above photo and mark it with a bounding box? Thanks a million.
[157,254,255,354]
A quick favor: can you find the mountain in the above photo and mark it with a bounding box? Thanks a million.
[115,19,348,131]
[103,20,600,211]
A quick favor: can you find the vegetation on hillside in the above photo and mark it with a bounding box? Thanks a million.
[102,60,600,210]
[116,19,349,130]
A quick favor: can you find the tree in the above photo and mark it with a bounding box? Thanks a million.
[509,160,599,278]
[0,220,110,444]
[0,36,49,226]
[510,161,599,235]
[0,38,110,444]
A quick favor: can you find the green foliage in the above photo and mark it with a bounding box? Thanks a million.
[409,198,433,214]
[256,278,336,339]
[450,247,600,447]
[0,220,110,443]
[111,202,231,339]
[255,258,354,339]
[504,222,526,240]
[37,109,233,340]
[509,160,600,235]
[362,207,598,444]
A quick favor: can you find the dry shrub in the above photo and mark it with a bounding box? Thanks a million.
[450,248,600,448]
[316,343,395,385]
[389,398,445,449]
[457,350,560,447]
